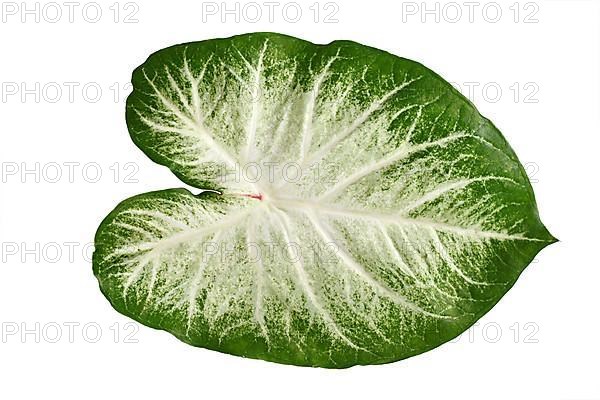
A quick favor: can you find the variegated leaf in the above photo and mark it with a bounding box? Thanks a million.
[94,32,555,368]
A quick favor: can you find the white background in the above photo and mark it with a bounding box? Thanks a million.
[0,0,597,399]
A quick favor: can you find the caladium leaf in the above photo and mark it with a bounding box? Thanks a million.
[94,32,555,368]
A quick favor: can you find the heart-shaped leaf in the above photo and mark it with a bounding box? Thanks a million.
[93,32,555,368]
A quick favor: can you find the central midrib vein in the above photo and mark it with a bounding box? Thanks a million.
[266,195,542,242]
